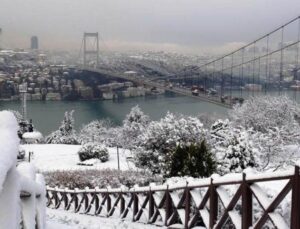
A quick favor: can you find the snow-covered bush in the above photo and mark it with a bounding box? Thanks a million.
[46,110,79,144]
[122,105,150,149]
[78,119,113,144]
[44,169,162,189]
[134,112,207,176]
[78,143,109,162]
[210,119,257,174]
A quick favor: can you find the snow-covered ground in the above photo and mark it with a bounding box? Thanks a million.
[21,144,135,172]
[47,209,163,229]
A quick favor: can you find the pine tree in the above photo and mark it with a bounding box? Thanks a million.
[169,141,216,178]
[46,110,79,144]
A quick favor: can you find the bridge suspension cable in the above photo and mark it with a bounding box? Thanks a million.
[199,15,300,101]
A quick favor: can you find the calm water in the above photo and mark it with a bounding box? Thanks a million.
[0,93,228,134]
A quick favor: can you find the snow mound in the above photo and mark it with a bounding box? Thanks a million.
[0,111,19,191]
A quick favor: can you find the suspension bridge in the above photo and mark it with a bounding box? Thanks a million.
[76,16,300,108]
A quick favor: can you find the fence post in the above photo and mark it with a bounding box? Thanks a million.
[64,189,68,210]
[291,166,300,229]
[106,192,111,217]
[242,173,252,229]
[94,193,99,215]
[165,185,172,227]
[54,190,59,209]
[184,182,190,229]
[74,189,79,212]
[133,191,138,221]
[209,178,217,229]
[148,187,154,223]
[120,191,125,216]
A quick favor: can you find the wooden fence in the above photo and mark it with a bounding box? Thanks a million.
[46,166,300,229]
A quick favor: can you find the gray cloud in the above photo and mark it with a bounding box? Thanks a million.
[0,0,299,54]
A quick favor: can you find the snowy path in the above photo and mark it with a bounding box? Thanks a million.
[21,144,135,171]
[47,209,163,229]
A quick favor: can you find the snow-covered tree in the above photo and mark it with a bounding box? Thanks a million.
[78,119,113,144]
[230,95,300,132]
[122,105,150,149]
[251,125,300,171]
[229,95,300,171]
[210,119,257,174]
[46,110,79,144]
[134,112,207,176]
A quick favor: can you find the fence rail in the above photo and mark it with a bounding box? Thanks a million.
[46,166,300,229]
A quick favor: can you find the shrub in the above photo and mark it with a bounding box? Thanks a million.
[78,143,109,162]
[43,169,162,189]
[169,141,216,178]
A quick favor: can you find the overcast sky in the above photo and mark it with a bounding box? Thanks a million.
[0,0,299,54]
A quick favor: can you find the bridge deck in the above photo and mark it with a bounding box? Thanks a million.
[77,67,232,108]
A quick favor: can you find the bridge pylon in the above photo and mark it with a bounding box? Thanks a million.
[82,32,99,68]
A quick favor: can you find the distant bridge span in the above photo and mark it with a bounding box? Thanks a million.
[77,16,300,107]
[76,66,232,108]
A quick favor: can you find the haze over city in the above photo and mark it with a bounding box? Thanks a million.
[1,0,299,54]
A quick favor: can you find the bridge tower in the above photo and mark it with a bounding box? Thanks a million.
[83,32,99,68]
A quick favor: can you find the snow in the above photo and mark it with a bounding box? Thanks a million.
[199,209,209,228]
[36,174,47,229]
[216,186,231,207]
[0,111,19,191]
[250,183,271,209]
[47,208,163,229]
[21,144,135,171]
[23,131,43,140]
[268,212,289,229]
[0,111,20,228]
[17,162,47,229]
[0,168,20,229]
[228,210,241,229]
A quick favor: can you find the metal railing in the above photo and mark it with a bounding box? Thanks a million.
[47,166,300,229]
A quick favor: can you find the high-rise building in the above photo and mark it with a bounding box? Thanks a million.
[31,36,39,49]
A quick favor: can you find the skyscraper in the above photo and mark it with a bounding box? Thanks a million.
[31,36,39,49]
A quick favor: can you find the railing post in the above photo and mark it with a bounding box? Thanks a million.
[291,166,300,229]
[94,193,99,215]
[74,191,78,212]
[148,187,154,222]
[54,191,59,209]
[106,192,111,217]
[133,192,138,221]
[63,189,68,210]
[185,182,190,229]
[165,185,172,227]
[242,173,252,229]
[84,195,89,213]
[120,192,125,216]
[209,178,217,229]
